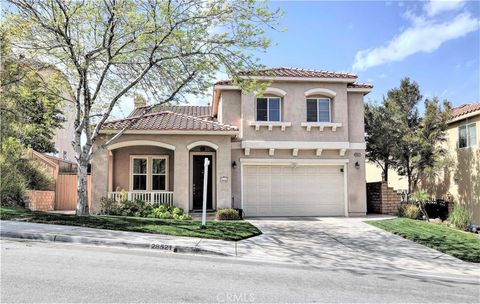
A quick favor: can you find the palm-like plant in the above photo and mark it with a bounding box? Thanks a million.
[409,191,431,221]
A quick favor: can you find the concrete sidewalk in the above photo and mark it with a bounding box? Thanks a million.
[0,220,237,256]
[2,218,479,282]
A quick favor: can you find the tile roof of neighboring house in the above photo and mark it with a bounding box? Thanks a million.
[347,82,373,89]
[215,80,233,85]
[450,103,480,119]
[128,105,212,118]
[102,111,237,132]
[238,67,357,79]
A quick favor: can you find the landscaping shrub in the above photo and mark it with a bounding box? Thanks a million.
[19,159,54,190]
[117,199,153,217]
[0,139,54,206]
[150,204,192,220]
[409,191,431,221]
[215,208,241,220]
[448,205,472,231]
[398,203,420,219]
[99,197,119,215]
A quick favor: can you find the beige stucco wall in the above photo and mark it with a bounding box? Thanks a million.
[365,162,409,191]
[218,90,242,128]
[420,114,480,224]
[91,134,233,213]
[112,146,175,191]
[52,97,76,161]
[236,82,350,142]
[224,81,368,216]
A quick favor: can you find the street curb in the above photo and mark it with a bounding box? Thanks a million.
[0,230,228,256]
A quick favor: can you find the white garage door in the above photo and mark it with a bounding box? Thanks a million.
[243,165,345,217]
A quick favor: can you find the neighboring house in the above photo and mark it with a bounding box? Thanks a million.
[32,62,77,162]
[91,67,372,217]
[365,161,408,192]
[51,96,76,162]
[421,103,480,224]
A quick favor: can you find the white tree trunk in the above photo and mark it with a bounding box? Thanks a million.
[76,161,89,215]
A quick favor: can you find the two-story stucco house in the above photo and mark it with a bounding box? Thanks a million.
[91,67,372,217]
[421,102,480,224]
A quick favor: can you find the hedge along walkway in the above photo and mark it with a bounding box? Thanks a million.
[0,207,261,241]
[367,218,480,263]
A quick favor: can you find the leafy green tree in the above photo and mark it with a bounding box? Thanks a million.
[385,78,450,193]
[365,102,397,182]
[6,0,282,215]
[0,31,60,205]
[0,30,66,153]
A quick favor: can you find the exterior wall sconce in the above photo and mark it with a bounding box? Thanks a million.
[355,161,360,169]
[232,161,237,169]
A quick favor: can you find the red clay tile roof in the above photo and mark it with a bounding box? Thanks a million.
[102,111,237,132]
[215,80,233,85]
[238,67,357,79]
[347,82,373,89]
[129,105,211,118]
[450,103,480,119]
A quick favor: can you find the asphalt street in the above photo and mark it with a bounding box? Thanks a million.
[1,239,479,303]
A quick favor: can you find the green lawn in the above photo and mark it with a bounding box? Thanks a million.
[0,207,261,241]
[367,218,480,263]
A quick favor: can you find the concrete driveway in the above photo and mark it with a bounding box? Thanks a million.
[236,216,479,279]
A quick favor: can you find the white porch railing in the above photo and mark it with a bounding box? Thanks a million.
[108,191,174,206]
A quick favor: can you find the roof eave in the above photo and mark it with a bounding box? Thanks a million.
[448,110,480,124]
[347,87,372,95]
[99,129,239,136]
[238,75,357,83]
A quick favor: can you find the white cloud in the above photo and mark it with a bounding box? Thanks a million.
[352,12,479,71]
[424,0,465,17]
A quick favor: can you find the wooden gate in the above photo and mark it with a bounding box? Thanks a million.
[55,174,91,210]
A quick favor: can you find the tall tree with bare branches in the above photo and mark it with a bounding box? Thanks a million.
[5,0,282,215]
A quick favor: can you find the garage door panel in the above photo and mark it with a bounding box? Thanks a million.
[243,164,345,217]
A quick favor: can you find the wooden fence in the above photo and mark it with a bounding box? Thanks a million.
[55,174,91,210]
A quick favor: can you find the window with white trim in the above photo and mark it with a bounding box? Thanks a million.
[152,157,167,190]
[131,156,169,191]
[459,122,477,148]
[256,97,281,121]
[132,157,147,190]
[306,98,331,122]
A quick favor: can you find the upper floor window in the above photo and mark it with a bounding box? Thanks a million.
[256,97,281,122]
[459,122,477,148]
[306,98,331,122]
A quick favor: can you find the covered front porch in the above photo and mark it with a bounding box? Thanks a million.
[91,135,234,214]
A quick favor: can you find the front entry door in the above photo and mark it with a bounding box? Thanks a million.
[192,155,213,210]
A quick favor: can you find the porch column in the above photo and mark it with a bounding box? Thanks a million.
[91,146,109,213]
[173,145,189,212]
[216,139,232,209]
[107,151,113,193]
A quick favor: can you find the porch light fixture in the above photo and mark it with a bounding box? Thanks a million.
[232,161,237,169]
[355,161,360,170]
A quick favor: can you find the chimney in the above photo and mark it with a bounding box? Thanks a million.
[134,94,147,108]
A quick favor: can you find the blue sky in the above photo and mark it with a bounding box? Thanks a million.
[252,0,480,107]
[254,0,480,107]
[180,0,479,113]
